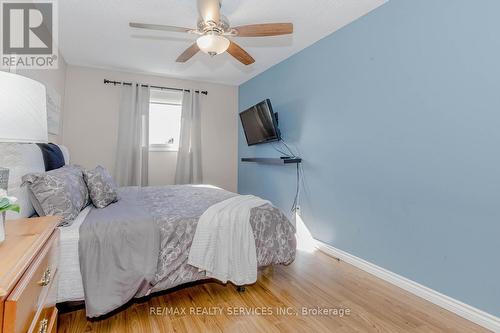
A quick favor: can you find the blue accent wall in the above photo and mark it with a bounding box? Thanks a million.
[238,0,500,316]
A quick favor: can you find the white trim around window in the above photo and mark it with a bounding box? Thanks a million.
[149,143,179,152]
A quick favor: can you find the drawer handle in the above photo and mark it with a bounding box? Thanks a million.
[38,318,48,333]
[38,268,51,286]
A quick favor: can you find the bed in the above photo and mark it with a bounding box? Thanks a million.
[1,143,296,318]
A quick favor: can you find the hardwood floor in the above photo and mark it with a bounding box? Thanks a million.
[58,249,489,333]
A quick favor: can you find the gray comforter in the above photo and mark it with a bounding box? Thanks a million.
[79,185,296,318]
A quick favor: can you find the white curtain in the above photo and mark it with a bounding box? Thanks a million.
[114,83,150,186]
[175,91,202,184]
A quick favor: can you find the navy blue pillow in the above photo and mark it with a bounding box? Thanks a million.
[37,143,65,171]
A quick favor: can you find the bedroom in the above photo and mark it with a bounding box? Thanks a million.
[0,0,499,332]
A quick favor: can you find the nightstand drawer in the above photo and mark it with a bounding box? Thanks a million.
[28,306,57,333]
[27,265,58,333]
[4,231,59,333]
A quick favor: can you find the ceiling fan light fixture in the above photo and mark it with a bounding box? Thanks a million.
[196,33,230,56]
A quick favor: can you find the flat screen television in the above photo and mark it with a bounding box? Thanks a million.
[240,99,281,146]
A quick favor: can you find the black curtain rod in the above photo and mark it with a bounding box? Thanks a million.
[103,79,208,95]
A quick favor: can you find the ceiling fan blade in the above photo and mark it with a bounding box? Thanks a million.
[227,41,255,65]
[176,43,200,63]
[232,23,293,37]
[197,0,220,23]
[129,22,193,33]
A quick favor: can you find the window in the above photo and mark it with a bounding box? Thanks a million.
[149,90,182,151]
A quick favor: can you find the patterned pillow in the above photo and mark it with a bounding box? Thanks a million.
[83,166,118,208]
[22,165,90,226]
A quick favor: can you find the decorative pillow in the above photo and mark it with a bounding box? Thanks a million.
[22,165,89,226]
[36,143,65,171]
[83,165,118,208]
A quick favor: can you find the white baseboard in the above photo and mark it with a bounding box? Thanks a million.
[315,240,500,332]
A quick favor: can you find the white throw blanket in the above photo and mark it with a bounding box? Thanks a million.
[188,195,270,285]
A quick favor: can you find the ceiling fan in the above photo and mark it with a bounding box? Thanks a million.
[129,0,293,65]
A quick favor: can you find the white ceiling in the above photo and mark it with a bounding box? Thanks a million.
[59,0,386,86]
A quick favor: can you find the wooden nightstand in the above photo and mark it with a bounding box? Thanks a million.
[0,216,60,333]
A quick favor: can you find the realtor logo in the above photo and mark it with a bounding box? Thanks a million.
[1,0,58,69]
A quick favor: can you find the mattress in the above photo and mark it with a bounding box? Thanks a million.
[56,185,297,310]
[57,206,90,303]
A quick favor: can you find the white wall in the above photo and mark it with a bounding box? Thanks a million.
[148,151,177,186]
[62,65,238,192]
[1,58,68,143]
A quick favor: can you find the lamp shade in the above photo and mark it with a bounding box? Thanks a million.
[0,71,48,143]
[196,33,230,56]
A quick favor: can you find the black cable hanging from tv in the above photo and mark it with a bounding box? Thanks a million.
[239,98,302,212]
